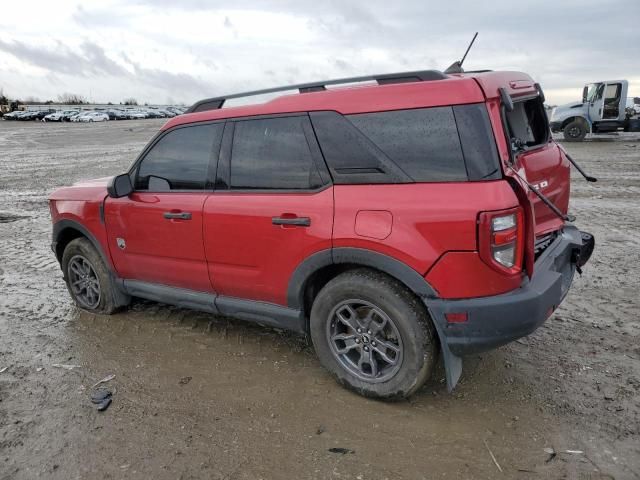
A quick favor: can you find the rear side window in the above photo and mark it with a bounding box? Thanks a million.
[453,104,501,180]
[505,98,549,149]
[136,123,222,190]
[230,116,322,189]
[348,107,467,182]
[311,105,501,184]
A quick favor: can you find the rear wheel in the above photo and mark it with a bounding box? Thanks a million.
[310,269,437,399]
[61,238,118,314]
[563,120,587,142]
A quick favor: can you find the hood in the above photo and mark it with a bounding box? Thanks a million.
[49,176,112,201]
[550,101,586,122]
[557,101,584,110]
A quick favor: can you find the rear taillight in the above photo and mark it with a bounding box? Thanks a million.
[478,207,524,274]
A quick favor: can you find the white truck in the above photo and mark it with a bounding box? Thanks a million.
[549,80,640,141]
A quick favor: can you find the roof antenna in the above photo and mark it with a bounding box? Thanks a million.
[445,32,478,74]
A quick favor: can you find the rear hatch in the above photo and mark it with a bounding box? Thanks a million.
[472,74,570,236]
[470,73,571,274]
[503,94,570,236]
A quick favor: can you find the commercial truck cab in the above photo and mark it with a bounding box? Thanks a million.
[550,79,639,141]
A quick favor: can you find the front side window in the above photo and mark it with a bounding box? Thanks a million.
[135,123,223,191]
[230,116,321,189]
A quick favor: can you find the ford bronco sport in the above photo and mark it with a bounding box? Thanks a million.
[49,69,594,399]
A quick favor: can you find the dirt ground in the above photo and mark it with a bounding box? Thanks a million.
[0,119,638,480]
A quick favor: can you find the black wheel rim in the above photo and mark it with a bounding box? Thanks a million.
[327,299,403,383]
[68,255,101,309]
[568,126,581,138]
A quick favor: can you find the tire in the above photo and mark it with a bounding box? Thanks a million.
[563,120,587,142]
[61,238,118,314]
[310,269,437,400]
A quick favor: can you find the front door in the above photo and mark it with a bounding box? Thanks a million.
[203,115,334,306]
[105,122,224,292]
[602,82,625,120]
[588,83,604,122]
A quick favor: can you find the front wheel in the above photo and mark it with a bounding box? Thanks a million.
[310,269,437,400]
[563,120,587,142]
[61,238,118,314]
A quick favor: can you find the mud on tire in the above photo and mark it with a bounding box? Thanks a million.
[310,268,438,400]
[61,237,118,314]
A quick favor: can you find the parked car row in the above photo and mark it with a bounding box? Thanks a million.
[2,106,186,121]
[2,109,56,121]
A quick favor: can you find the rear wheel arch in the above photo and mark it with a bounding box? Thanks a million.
[288,248,438,324]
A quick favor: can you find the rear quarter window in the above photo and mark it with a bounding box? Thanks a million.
[311,104,501,184]
[347,107,467,182]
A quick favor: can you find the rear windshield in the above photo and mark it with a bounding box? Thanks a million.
[505,97,549,149]
[310,104,501,184]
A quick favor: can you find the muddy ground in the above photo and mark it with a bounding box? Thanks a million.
[0,119,638,480]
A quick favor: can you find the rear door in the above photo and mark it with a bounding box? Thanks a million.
[105,122,224,292]
[203,115,333,306]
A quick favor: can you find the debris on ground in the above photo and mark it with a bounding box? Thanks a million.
[328,448,355,455]
[90,389,113,411]
[52,363,81,370]
[96,397,112,412]
[91,374,116,388]
[178,376,192,385]
[544,447,557,463]
[0,366,8,373]
[483,439,503,473]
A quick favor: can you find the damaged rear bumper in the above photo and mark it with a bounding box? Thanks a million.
[426,225,594,390]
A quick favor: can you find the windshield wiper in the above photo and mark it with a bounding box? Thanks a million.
[506,164,576,223]
[557,145,598,182]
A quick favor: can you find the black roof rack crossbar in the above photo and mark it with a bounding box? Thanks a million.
[186,69,448,113]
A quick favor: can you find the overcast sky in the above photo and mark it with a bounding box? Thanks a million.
[0,0,638,106]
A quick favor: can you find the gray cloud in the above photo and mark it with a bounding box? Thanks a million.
[0,39,128,77]
[1,0,638,104]
[121,54,210,95]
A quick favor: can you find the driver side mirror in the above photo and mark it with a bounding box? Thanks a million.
[582,86,588,103]
[107,173,133,198]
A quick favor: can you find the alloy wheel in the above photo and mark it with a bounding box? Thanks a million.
[327,299,403,383]
[68,255,101,309]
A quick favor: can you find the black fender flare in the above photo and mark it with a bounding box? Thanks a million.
[52,219,110,266]
[286,247,438,310]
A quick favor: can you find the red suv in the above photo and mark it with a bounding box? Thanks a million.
[50,69,594,399]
